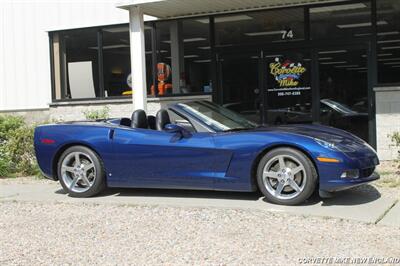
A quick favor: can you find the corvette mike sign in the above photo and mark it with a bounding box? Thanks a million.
[268,57,311,97]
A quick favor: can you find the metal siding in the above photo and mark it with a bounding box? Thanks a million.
[0,0,130,111]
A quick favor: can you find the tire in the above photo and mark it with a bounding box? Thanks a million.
[57,145,106,197]
[256,147,317,205]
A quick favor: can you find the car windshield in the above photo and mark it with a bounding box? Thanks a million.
[321,99,357,115]
[176,101,258,132]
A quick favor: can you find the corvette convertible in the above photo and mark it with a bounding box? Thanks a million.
[34,100,379,205]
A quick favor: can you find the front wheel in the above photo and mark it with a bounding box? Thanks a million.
[57,146,106,197]
[256,147,317,205]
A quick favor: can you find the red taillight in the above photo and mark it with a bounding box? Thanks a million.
[41,138,55,144]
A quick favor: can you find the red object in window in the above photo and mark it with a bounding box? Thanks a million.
[41,138,55,144]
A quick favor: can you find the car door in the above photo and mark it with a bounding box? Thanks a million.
[107,127,231,190]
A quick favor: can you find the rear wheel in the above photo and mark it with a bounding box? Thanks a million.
[57,146,106,197]
[256,147,317,205]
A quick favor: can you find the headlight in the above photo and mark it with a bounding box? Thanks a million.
[314,138,338,151]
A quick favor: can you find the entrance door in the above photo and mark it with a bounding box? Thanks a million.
[263,50,313,125]
[217,51,262,123]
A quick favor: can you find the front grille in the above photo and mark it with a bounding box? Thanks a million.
[361,167,375,178]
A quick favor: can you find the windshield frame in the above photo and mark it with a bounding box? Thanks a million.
[172,101,259,133]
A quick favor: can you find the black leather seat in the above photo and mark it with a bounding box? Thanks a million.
[155,109,171,130]
[131,109,148,129]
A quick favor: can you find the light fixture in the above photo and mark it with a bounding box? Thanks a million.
[378,58,400,62]
[196,15,253,24]
[319,50,347,54]
[88,44,129,50]
[265,54,282,58]
[378,53,393,57]
[183,55,199,58]
[382,46,400,50]
[337,21,387,29]
[320,61,347,65]
[347,67,367,70]
[193,59,211,63]
[384,62,400,65]
[310,3,366,13]
[319,57,333,60]
[245,30,284,36]
[198,46,211,50]
[355,31,400,37]
[335,65,359,68]
[163,37,206,44]
[378,39,400,44]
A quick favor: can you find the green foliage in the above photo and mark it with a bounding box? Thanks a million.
[83,106,110,120]
[390,131,400,160]
[0,115,41,178]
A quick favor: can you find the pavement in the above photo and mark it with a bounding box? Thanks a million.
[0,182,399,227]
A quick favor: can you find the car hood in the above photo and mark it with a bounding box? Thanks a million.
[251,124,365,145]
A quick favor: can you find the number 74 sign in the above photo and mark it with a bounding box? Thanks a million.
[282,29,294,40]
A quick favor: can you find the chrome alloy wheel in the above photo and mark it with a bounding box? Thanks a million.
[61,152,96,193]
[262,155,307,200]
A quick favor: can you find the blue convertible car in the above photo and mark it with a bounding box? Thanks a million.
[34,101,379,205]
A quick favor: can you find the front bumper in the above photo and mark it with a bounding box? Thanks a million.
[317,148,380,193]
[321,171,380,193]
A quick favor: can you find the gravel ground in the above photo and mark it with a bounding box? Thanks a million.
[0,201,399,265]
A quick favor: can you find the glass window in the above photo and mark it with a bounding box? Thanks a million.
[310,2,372,40]
[377,0,400,84]
[102,25,131,97]
[56,29,100,99]
[51,24,153,101]
[318,47,369,141]
[215,8,305,47]
[154,18,211,96]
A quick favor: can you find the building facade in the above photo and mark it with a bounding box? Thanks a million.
[0,0,400,159]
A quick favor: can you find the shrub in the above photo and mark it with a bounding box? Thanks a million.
[83,106,110,120]
[0,115,41,177]
[390,131,400,160]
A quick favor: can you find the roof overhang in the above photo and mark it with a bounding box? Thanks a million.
[116,0,349,19]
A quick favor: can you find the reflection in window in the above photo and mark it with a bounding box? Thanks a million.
[153,18,211,96]
[318,48,369,141]
[310,2,372,40]
[215,8,304,47]
[377,0,400,84]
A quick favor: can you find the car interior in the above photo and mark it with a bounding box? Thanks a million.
[116,108,196,132]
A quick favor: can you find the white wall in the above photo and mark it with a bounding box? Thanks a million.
[0,0,132,111]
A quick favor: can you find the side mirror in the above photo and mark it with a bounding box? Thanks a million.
[164,123,192,139]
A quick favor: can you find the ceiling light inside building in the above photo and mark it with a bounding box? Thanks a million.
[378,39,400,44]
[378,58,400,62]
[335,65,359,68]
[319,57,333,60]
[245,30,284,36]
[382,46,400,50]
[196,15,253,24]
[337,21,387,29]
[193,59,211,63]
[384,62,400,65]
[320,61,348,65]
[310,3,366,13]
[319,50,347,54]
[198,46,211,50]
[163,38,206,44]
[355,31,400,37]
[88,44,129,50]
